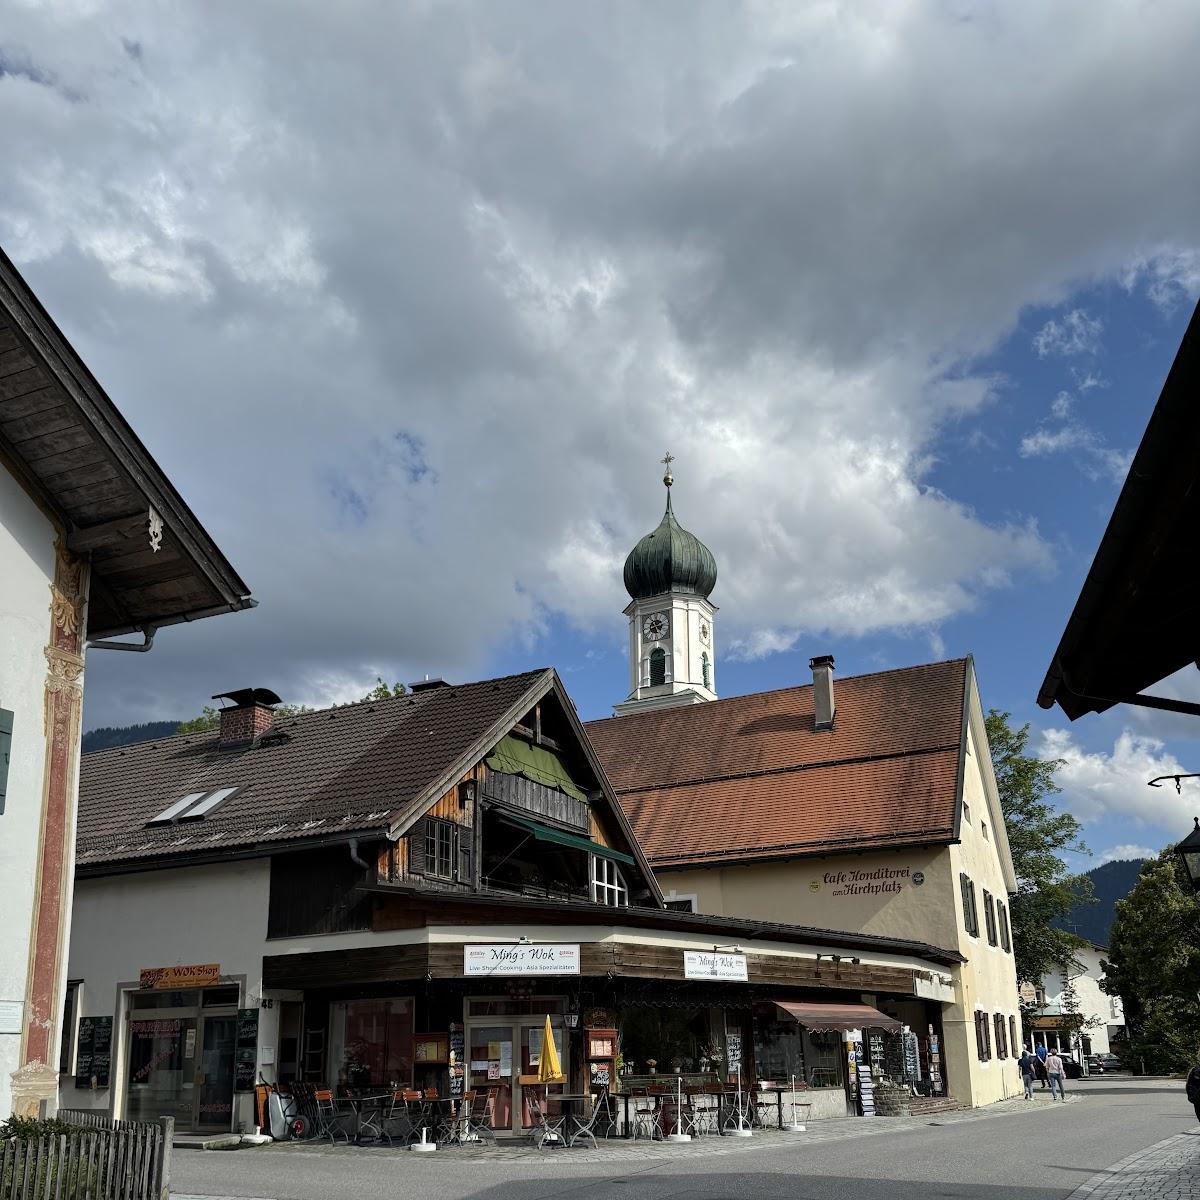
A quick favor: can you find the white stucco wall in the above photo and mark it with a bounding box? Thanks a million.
[62,861,271,1127]
[0,468,58,1118]
[1035,946,1124,1056]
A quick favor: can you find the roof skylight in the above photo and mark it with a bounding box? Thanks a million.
[147,787,240,826]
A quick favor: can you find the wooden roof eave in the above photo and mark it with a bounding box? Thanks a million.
[0,247,252,630]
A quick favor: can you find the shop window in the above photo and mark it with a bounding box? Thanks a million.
[959,873,979,937]
[649,647,667,687]
[619,1005,717,1077]
[328,997,414,1088]
[983,891,998,946]
[998,902,1011,952]
[425,819,457,880]
[752,1013,805,1084]
[591,855,628,906]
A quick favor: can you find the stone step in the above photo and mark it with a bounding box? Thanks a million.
[906,1098,962,1116]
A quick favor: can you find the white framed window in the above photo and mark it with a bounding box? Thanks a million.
[425,819,456,879]
[590,855,628,906]
[663,891,698,913]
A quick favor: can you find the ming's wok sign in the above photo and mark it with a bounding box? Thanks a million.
[463,944,580,977]
[139,963,221,990]
[683,951,749,982]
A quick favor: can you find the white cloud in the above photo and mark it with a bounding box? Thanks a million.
[1039,727,1193,830]
[1097,843,1156,866]
[1033,309,1103,359]
[1019,422,1131,482]
[0,2,1195,721]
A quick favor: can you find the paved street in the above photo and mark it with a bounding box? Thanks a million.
[172,1078,1198,1199]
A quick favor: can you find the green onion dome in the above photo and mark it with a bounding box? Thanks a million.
[623,487,717,601]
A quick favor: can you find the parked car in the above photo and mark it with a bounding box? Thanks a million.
[1085,1055,1104,1073]
[1097,1053,1125,1072]
[1063,1058,1083,1079]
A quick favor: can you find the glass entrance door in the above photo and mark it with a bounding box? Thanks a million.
[465,1018,567,1134]
[194,1014,237,1131]
[126,1014,197,1126]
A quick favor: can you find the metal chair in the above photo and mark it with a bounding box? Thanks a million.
[630,1087,662,1141]
[566,1092,614,1148]
[459,1089,497,1144]
[313,1088,354,1143]
[380,1089,419,1145]
[527,1093,567,1149]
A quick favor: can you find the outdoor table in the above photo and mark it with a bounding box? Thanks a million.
[751,1085,786,1130]
[343,1092,392,1144]
[553,1094,594,1146]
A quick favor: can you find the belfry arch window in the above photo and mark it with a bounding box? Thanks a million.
[701,651,710,689]
[649,647,667,687]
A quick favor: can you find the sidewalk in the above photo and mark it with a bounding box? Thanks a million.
[1067,1128,1200,1199]
[250,1091,1079,1164]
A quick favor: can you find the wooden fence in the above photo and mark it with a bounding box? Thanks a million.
[1,1112,172,1200]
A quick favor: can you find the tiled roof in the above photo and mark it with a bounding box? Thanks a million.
[76,669,551,870]
[586,659,968,867]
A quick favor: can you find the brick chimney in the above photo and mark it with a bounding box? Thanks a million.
[212,688,280,747]
[810,655,835,731]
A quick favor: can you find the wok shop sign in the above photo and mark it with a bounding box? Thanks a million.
[464,944,581,976]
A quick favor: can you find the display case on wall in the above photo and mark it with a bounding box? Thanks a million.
[586,1027,617,1092]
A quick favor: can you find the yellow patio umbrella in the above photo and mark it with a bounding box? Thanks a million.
[537,1015,564,1083]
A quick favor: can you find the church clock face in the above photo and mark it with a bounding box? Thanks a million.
[642,612,669,641]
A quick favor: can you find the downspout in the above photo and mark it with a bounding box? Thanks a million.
[348,838,371,872]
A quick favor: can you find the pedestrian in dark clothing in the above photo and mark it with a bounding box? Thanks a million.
[1035,1043,1049,1089]
[1186,1062,1200,1122]
[1018,1051,1036,1100]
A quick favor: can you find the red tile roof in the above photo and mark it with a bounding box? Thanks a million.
[585,659,968,868]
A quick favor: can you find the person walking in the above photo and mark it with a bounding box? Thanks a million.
[1045,1049,1066,1100]
[1185,1061,1200,1122]
[1035,1042,1049,1089]
[1017,1049,1037,1100]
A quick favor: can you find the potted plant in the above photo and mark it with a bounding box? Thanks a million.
[646,1058,658,1076]
[670,1056,683,1074]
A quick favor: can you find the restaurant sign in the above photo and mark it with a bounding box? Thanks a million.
[463,944,580,976]
[683,951,748,982]
[139,963,221,990]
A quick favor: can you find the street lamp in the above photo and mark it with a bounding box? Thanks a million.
[1175,817,1200,892]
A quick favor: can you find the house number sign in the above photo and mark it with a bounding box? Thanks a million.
[463,944,580,976]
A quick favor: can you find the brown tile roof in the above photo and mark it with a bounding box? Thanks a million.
[76,669,551,871]
[585,659,968,867]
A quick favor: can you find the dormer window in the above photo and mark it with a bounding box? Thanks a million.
[147,787,239,826]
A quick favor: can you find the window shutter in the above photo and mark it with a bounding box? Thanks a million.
[960,874,971,934]
[969,881,979,937]
[999,903,1011,952]
[457,826,473,887]
[408,817,427,875]
[1009,1015,1018,1054]
[0,708,12,816]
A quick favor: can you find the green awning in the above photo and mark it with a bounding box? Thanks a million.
[498,811,635,867]
[485,734,588,803]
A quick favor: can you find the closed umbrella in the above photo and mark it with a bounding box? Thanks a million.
[537,1015,564,1083]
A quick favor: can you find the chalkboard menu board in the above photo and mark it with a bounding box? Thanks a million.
[448,1024,465,1097]
[75,1016,113,1089]
[234,1008,259,1092]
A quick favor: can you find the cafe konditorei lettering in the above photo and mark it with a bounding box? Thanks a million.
[817,866,916,898]
[463,944,580,976]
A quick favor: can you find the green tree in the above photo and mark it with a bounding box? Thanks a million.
[362,677,406,700]
[985,711,1092,1005]
[1103,849,1200,1073]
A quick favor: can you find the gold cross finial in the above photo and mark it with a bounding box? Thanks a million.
[661,451,674,488]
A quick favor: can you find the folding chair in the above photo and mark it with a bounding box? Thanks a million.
[630,1087,662,1141]
[565,1093,612,1148]
[313,1088,354,1143]
[528,1093,567,1149]
[460,1089,497,1143]
[380,1090,419,1145]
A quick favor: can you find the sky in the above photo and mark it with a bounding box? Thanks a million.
[3,1,1200,872]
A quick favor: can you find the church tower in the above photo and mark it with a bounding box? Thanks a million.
[615,455,718,715]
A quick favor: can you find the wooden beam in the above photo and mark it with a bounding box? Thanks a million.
[66,510,149,554]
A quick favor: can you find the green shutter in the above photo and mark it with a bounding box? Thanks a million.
[0,708,12,816]
[496,811,635,866]
[485,735,588,802]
